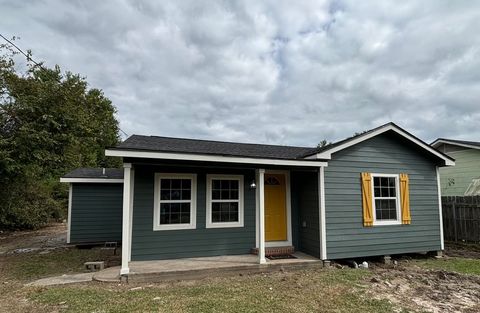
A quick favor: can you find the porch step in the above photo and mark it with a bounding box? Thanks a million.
[250,246,295,256]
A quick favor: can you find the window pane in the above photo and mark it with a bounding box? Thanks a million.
[160,189,171,200]
[389,187,396,197]
[381,187,389,197]
[171,190,181,200]
[388,177,396,188]
[212,190,221,200]
[161,179,170,189]
[230,180,239,189]
[211,201,239,223]
[221,190,230,199]
[171,179,181,189]
[375,199,397,221]
[160,202,190,225]
[230,190,239,200]
[374,177,380,188]
[181,179,191,189]
[181,189,191,200]
[213,180,221,189]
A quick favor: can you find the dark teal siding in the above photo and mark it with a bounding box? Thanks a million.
[131,165,256,261]
[325,132,442,259]
[70,183,123,243]
[291,171,320,258]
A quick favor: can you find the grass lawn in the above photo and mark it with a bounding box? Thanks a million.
[2,245,480,312]
[1,248,119,281]
[414,257,480,275]
[0,248,399,313]
[28,267,395,313]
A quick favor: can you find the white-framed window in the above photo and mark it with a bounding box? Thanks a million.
[371,173,401,226]
[153,173,197,231]
[206,174,244,228]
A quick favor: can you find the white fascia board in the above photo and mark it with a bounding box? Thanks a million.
[60,178,124,183]
[105,149,328,167]
[431,139,480,151]
[313,125,455,166]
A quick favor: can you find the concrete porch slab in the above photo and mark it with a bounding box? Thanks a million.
[93,252,321,283]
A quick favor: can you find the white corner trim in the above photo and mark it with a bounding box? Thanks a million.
[121,164,133,276]
[312,124,455,166]
[67,183,72,244]
[370,173,402,226]
[60,178,124,183]
[318,166,327,260]
[257,169,267,264]
[431,139,480,151]
[436,166,445,250]
[105,149,328,167]
[153,173,197,231]
[205,174,244,229]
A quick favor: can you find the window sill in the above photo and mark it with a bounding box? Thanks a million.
[372,220,402,226]
[153,224,196,231]
[205,222,244,229]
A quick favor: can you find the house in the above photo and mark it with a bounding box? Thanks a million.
[61,122,454,276]
[431,138,480,196]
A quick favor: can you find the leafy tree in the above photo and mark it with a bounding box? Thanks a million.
[0,39,121,229]
[317,139,331,148]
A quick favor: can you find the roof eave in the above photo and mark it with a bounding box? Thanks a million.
[105,149,328,167]
[431,139,480,151]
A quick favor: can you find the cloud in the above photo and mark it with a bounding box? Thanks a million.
[1,0,480,146]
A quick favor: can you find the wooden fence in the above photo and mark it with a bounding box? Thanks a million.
[442,196,480,243]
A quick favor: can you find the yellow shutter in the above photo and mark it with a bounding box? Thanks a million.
[361,172,373,227]
[400,173,411,225]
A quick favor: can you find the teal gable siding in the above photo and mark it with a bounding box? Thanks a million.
[131,165,256,261]
[70,183,123,243]
[324,132,442,259]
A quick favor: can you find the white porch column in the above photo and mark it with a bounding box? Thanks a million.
[121,163,134,275]
[318,166,327,260]
[257,168,266,264]
[66,183,72,244]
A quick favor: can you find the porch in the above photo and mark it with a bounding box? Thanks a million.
[119,158,328,276]
[94,252,322,283]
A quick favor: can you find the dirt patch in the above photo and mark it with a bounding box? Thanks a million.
[444,242,480,259]
[0,223,67,255]
[367,263,480,313]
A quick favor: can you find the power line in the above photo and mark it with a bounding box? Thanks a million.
[1,33,130,138]
[0,33,42,67]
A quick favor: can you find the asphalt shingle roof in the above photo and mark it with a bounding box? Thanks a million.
[433,138,480,149]
[63,168,124,179]
[113,135,319,160]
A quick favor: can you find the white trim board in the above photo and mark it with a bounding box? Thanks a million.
[60,178,124,183]
[308,124,455,166]
[431,139,480,151]
[105,149,328,167]
[67,183,72,244]
[436,167,445,250]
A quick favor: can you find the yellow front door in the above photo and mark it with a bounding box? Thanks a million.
[264,173,287,241]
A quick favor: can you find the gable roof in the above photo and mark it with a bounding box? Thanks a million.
[105,122,454,167]
[60,168,124,183]
[431,138,480,150]
[115,135,317,160]
[303,122,455,166]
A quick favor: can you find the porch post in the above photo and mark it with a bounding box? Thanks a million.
[318,166,327,260]
[121,163,133,275]
[257,169,267,264]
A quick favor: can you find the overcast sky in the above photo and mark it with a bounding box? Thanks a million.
[2,1,479,146]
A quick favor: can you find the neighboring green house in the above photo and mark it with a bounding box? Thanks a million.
[61,123,454,277]
[431,139,480,196]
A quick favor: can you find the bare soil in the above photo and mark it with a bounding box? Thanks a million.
[367,264,480,313]
[444,241,480,259]
[0,223,67,255]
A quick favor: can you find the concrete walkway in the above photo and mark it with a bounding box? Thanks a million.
[27,272,94,287]
[94,252,322,283]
